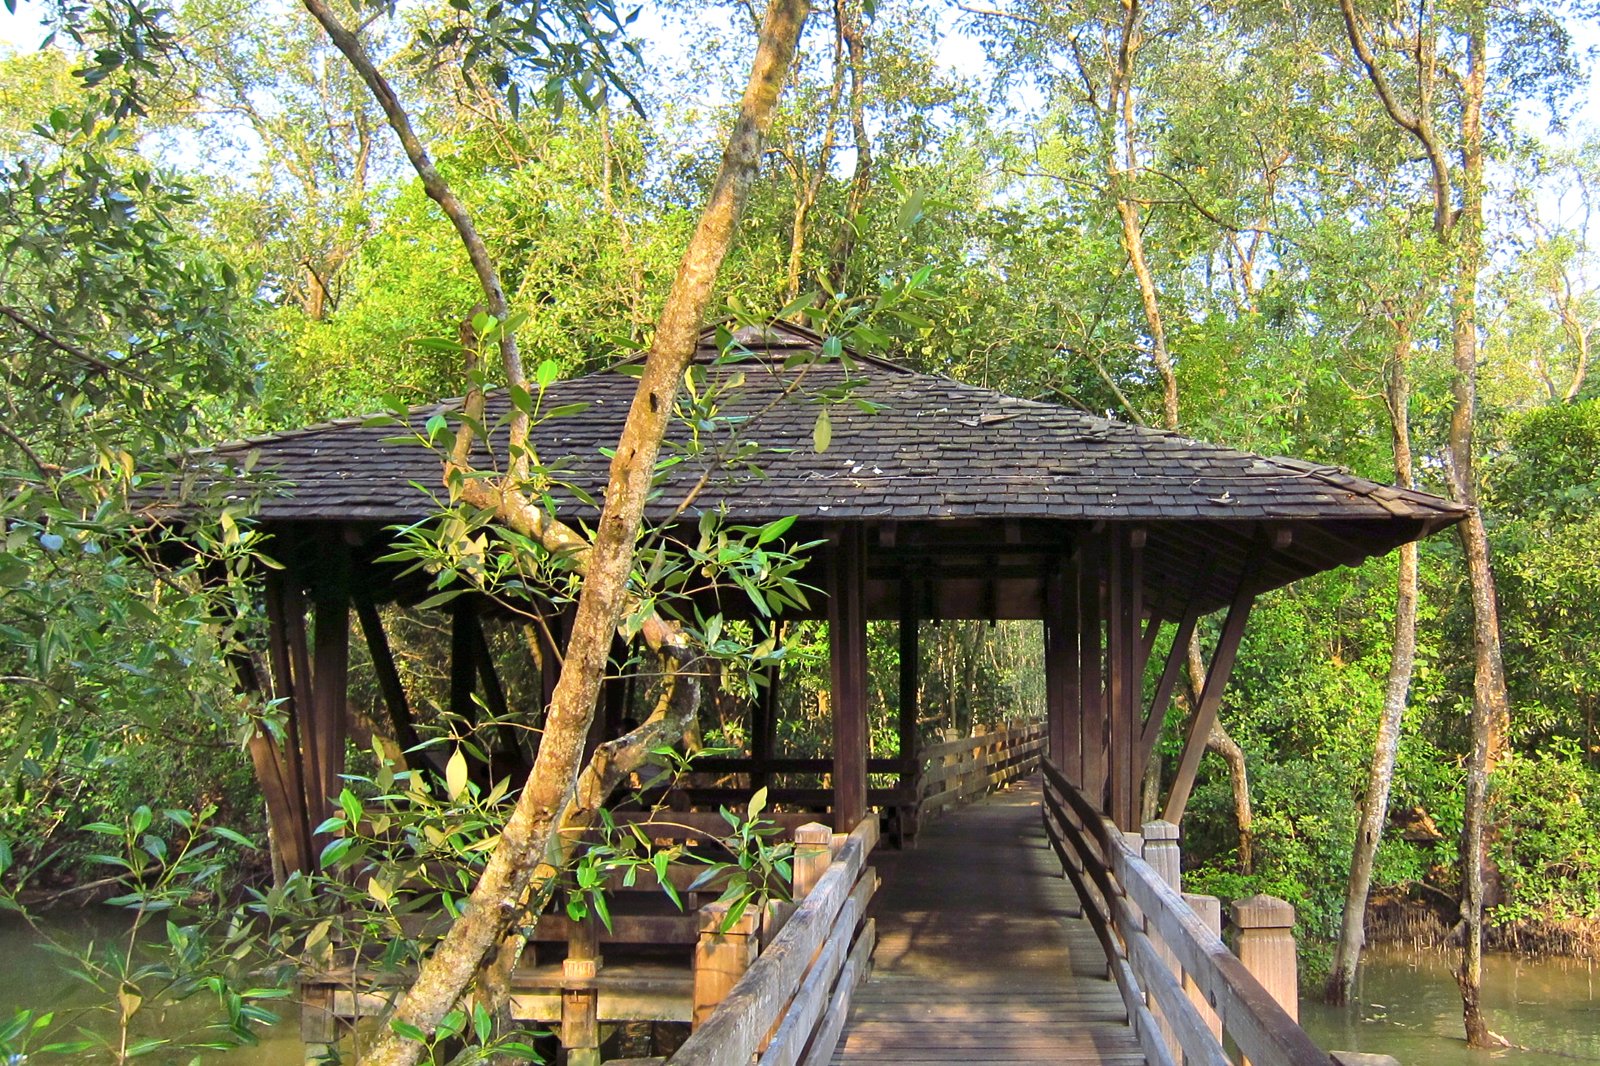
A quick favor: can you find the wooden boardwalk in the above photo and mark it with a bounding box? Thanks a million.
[832,777,1147,1065]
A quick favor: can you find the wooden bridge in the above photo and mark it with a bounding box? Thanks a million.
[660,736,1362,1066]
[300,721,1377,1066]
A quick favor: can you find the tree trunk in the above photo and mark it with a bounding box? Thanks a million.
[1106,0,1179,433]
[826,0,871,293]
[1448,13,1511,1048]
[309,4,810,1062]
[1339,2,1510,1041]
[1327,313,1420,1005]
[783,12,847,304]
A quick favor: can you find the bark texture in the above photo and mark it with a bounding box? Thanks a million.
[1340,3,1511,1042]
[303,3,810,1062]
[1327,312,1421,1005]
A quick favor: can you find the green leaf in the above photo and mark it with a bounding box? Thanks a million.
[535,359,560,388]
[389,1018,428,1043]
[747,786,768,823]
[473,1001,493,1044]
[446,747,469,802]
[757,515,797,544]
[813,408,832,453]
[211,826,258,851]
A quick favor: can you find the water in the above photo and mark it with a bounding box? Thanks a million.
[0,910,303,1064]
[9,911,1600,1064]
[1301,945,1600,1065]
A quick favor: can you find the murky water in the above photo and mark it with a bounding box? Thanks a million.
[1301,944,1600,1065]
[8,910,1600,1064]
[0,910,303,1064]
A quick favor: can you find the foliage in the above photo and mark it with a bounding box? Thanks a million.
[0,807,289,1064]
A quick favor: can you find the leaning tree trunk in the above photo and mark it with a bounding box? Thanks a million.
[302,4,811,1063]
[1327,312,1421,1004]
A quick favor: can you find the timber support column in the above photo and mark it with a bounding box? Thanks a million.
[1078,530,1106,809]
[1107,528,1144,829]
[828,526,870,831]
[307,543,350,843]
[897,586,919,787]
[1044,555,1081,783]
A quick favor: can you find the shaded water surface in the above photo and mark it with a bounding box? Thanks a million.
[1301,944,1600,1065]
[10,912,1600,1064]
[0,910,302,1064]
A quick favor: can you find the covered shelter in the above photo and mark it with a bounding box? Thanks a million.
[181,321,1465,873]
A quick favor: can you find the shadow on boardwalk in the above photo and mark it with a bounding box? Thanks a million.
[832,776,1146,1064]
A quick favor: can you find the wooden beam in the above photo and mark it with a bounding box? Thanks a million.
[1137,598,1203,769]
[354,596,419,755]
[310,581,350,835]
[1140,616,1162,674]
[1107,527,1143,830]
[263,574,313,870]
[1079,531,1106,808]
[468,615,510,724]
[752,633,780,791]
[1163,579,1256,825]
[1043,556,1079,785]
[828,526,870,831]
[450,598,477,723]
[897,582,919,782]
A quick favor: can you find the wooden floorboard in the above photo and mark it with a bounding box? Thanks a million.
[831,777,1146,1065]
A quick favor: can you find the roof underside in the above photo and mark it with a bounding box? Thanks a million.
[178,323,1465,617]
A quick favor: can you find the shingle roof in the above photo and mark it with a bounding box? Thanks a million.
[181,322,1465,533]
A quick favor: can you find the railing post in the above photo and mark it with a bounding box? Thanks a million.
[792,822,833,898]
[1141,821,1182,1064]
[1182,893,1224,1047]
[562,914,602,1066]
[693,901,761,1028]
[1233,893,1299,1066]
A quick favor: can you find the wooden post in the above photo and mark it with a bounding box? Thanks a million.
[1183,893,1225,1046]
[828,527,869,831]
[1044,558,1079,783]
[897,588,919,783]
[309,577,350,835]
[1108,529,1143,830]
[1142,820,1182,1065]
[262,574,313,872]
[693,901,761,1028]
[450,597,477,723]
[792,822,833,898]
[1079,531,1106,809]
[299,981,337,1062]
[752,658,779,791]
[1233,893,1299,1038]
[562,913,602,1066]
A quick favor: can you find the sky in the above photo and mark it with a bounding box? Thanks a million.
[1,0,1596,226]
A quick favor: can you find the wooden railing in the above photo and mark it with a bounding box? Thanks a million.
[914,719,1047,823]
[1041,759,1333,1066]
[669,816,879,1066]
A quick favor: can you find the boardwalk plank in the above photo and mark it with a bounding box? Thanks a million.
[831,778,1147,1066]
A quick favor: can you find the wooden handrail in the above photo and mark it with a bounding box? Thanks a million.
[669,816,879,1066]
[1041,759,1330,1066]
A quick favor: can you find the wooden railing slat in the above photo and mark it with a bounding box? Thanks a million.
[757,871,877,1066]
[795,918,875,1066]
[1116,891,1233,1066]
[1042,760,1330,1066]
[669,818,877,1066]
